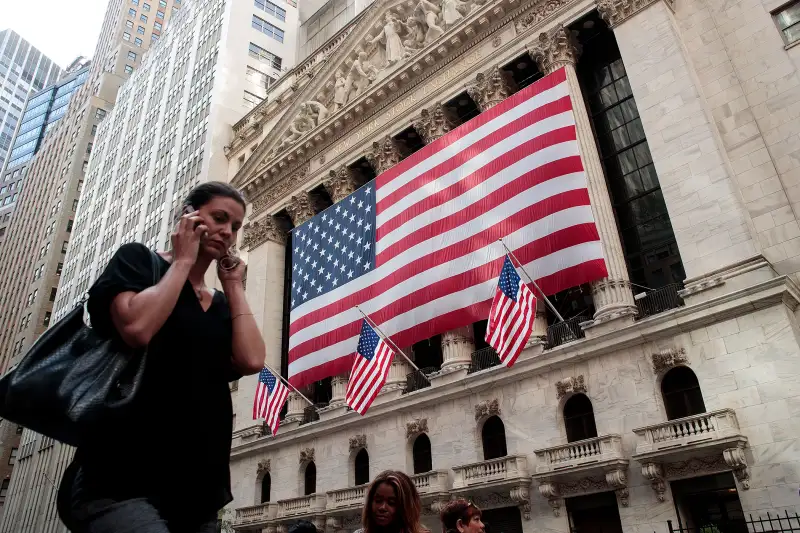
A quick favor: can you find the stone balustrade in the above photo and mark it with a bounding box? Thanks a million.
[276,493,327,520]
[411,470,450,495]
[234,502,277,527]
[452,455,528,489]
[326,484,367,512]
[633,409,742,456]
[534,435,624,474]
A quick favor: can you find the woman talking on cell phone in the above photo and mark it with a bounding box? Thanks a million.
[57,182,266,533]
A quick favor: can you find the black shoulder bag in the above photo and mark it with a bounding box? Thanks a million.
[0,250,161,447]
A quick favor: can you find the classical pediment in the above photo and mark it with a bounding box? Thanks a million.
[232,0,526,199]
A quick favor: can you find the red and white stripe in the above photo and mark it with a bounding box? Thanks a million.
[345,338,395,415]
[486,279,537,368]
[288,67,608,388]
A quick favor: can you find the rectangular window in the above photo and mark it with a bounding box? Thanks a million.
[251,15,284,43]
[132,0,139,4]
[95,108,106,120]
[5,448,13,465]
[159,0,167,6]
[61,241,68,253]
[128,51,137,60]
[143,1,151,9]
[56,262,63,275]
[156,10,164,18]
[140,13,148,22]
[125,65,134,74]
[246,66,274,88]
[125,20,134,28]
[50,287,57,301]
[254,0,286,21]
[44,312,51,326]
[774,1,800,44]
[137,25,145,34]
[154,21,163,30]
[243,90,262,109]
[67,219,73,232]
[123,32,131,41]
[128,7,136,15]
[151,34,159,42]
[135,37,143,46]
[248,43,282,70]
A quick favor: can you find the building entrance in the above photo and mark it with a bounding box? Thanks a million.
[670,472,746,533]
[566,491,624,533]
[482,507,523,533]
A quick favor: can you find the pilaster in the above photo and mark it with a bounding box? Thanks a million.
[528,26,637,331]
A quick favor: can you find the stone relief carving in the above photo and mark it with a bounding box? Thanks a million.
[257,459,271,476]
[241,216,286,250]
[371,13,408,67]
[286,192,316,226]
[509,484,531,520]
[528,26,580,75]
[325,166,359,203]
[513,0,570,34]
[248,164,311,217]
[349,434,367,451]
[413,103,455,144]
[537,482,561,516]
[369,136,404,174]
[299,447,315,464]
[641,462,666,502]
[651,347,688,374]
[471,491,515,509]
[664,455,726,479]
[723,447,750,489]
[474,398,501,421]
[467,66,516,111]
[597,0,672,29]
[555,375,586,399]
[406,418,429,438]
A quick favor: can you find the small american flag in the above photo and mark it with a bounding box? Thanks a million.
[486,256,537,368]
[345,320,395,415]
[253,367,289,435]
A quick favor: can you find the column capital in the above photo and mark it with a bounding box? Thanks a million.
[413,103,455,144]
[528,26,581,75]
[467,66,517,111]
[241,216,286,250]
[597,0,673,28]
[325,166,358,204]
[367,136,403,175]
[286,192,315,226]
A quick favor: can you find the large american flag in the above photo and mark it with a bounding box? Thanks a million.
[288,67,607,387]
[253,367,289,435]
[486,256,538,368]
[346,320,396,415]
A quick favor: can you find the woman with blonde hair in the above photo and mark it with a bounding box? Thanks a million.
[357,471,428,533]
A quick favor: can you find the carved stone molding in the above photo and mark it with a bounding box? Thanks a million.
[257,459,271,476]
[474,398,501,421]
[349,434,367,451]
[299,447,315,464]
[537,481,561,517]
[406,418,429,439]
[249,164,311,217]
[597,0,673,29]
[514,0,572,34]
[325,165,359,203]
[616,488,630,506]
[555,375,586,399]
[369,136,403,174]
[471,491,515,509]
[652,347,688,374]
[664,455,727,479]
[510,484,531,520]
[286,192,315,226]
[641,462,666,502]
[723,447,750,489]
[528,26,580,75]
[241,216,286,250]
[467,66,516,111]
[413,104,455,144]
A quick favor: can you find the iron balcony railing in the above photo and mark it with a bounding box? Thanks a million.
[546,316,588,348]
[468,347,501,374]
[405,366,435,393]
[300,403,325,425]
[635,283,684,319]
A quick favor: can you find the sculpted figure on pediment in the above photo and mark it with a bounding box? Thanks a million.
[402,15,426,52]
[442,0,469,28]
[371,13,408,67]
[344,51,380,103]
[333,70,348,111]
[303,101,330,127]
[415,0,444,44]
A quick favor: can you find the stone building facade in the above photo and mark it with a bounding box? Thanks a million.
[225,0,800,531]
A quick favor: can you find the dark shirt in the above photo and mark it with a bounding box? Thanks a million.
[79,242,239,516]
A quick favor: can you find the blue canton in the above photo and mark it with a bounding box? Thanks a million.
[259,367,277,393]
[498,256,521,301]
[290,184,377,310]
[356,320,380,361]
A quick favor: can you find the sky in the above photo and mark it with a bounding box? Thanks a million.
[1,0,109,68]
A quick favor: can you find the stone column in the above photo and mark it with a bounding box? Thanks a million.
[413,103,456,143]
[528,27,637,329]
[440,326,474,372]
[285,391,306,423]
[381,354,410,394]
[467,66,517,111]
[367,136,404,175]
[329,374,348,407]
[531,299,548,341]
[285,192,315,227]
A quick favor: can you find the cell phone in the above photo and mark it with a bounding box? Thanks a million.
[183,204,202,229]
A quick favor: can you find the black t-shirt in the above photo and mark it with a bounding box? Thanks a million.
[80,242,239,516]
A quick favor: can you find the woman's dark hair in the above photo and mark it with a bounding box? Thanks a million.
[289,520,318,533]
[182,181,245,212]
[362,470,427,533]
[440,499,481,533]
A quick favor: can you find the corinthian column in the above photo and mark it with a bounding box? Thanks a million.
[528,26,637,327]
[325,166,359,203]
[467,66,517,111]
[367,136,404,175]
[285,192,315,226]
[413,104,455,143]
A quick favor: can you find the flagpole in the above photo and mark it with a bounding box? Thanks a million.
[262,363,314,406]
[497,238,566,323]
[354,305,431,384]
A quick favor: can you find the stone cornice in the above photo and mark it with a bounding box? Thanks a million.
[597,0,674,28]
[231,275,800,458]
[235,0,575,205]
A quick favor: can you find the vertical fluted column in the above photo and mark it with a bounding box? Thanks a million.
[467,66,517,111]
[381,357,410,393]
[329,374,348,407]
[285,391,306,422]
[529,27,637,325]
[532,299,548,339]
[441,326,475,371]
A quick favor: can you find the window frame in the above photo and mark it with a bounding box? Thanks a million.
[773,0,800,45]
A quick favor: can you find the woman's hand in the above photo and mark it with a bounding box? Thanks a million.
[172,210,207,265]
[218,257,246,285]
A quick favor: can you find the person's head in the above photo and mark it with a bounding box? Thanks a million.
[363,471,426,533]
[179,181,245,260]
[440,500,484,533]
[288,520,318,533]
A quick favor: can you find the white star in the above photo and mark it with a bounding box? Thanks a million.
[334,241,340,249]
[293,264,298,271]
[322,214,327,222]
[334,259,339,267]
[327,254,333,262]
[365,205,371,213]
[303,292,308,299]
[298,232,304,240]
[304,255,310,263]
[357,219,363,227]
[309,223,314,230]
[312,243,318,251]
[332,278,338,286]
[317,285,323,293]
[365,187,371,194]
[336,205,341,213]
[294,247,299,253]
[298,268,303,276]
[342,246,348,254]
[310,279,316,287]
[328,236,333,244]
[364,262,370,270]
[304,273,309,281]
[291,299,295,306]
[328,218,334,226]
[335,223,341,231]
[348,269,354,278]
[313,225,319,233]
[348,251,354,259]
[358,200,364,209]
[364,242,371,250]
[349,196,356,204]
[319,247,326,256]
[365,223,372,231]
[318,266,325,275]
[321,231,327,239]
[311,260,317,269]
[343,209,349,218]
[355,256,362,264]
[299,251,305,259]
[325,272,331,281]
[349,232,355,240]
[292,281,296,289]
[349,214,356,222]
[356,236,362,245]
[340,264,346,272]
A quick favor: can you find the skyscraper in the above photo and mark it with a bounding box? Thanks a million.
[0,58,91,248]
[0,30,63,179]
[0,0,182,530]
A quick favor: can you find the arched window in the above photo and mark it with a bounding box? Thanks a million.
[563,394,598,443]
[260,473,271,503]
[481,416,508,460]
[412,434,433,474]
[304,461,316,495]
[661,366,705,420]
[354,449,370,486]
